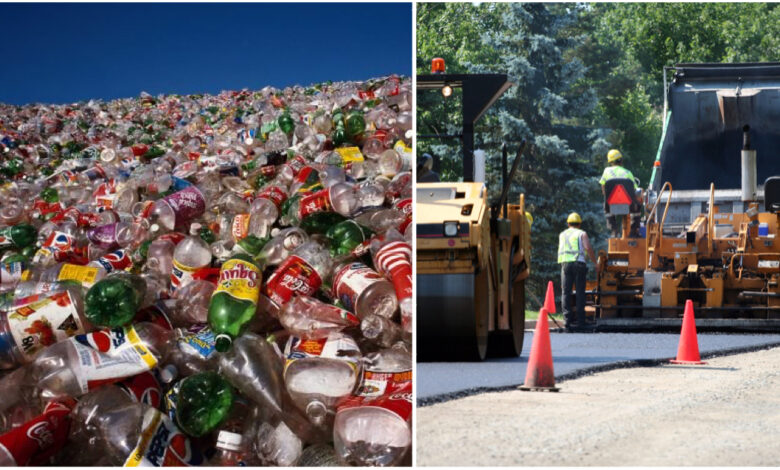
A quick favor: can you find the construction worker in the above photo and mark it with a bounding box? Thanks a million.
[558,212,598,331]
[417,153,440,182]
[599,149,639,237]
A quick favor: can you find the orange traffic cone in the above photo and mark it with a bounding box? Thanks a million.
[543,280,556,314]
[519,307,560,392]
[670,299,706,365]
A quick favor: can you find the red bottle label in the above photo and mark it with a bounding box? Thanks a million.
[332,262,384,312]
[394,198,412,235]
[0,400,75,466]
[286,155,307,176]
[265,255,322,306]
[336,381,412,423]
[373,242,412,302]
[116,371,163,409]
[298,188,332,219]
[95,249,132,273]
[257,186,287,210]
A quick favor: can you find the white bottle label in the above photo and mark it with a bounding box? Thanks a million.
[70,325,158,394]
[7,291,84,361]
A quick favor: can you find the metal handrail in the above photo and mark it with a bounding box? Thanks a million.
[646,182,673,269]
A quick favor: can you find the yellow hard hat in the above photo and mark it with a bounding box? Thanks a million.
[525,211,534,226]
[567,212,582,224]
[607,149,623,163]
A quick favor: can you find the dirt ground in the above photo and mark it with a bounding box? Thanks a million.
[416,346,780,466]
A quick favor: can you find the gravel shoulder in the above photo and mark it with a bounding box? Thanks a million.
[416,346,780,466]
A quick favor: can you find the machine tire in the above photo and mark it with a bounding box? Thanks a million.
[417,268,490,361]
[487,278,526,358]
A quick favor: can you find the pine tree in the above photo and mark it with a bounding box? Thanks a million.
[461,3,609,299]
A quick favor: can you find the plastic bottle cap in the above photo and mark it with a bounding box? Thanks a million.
[159,364,178,384]
[216,431,244,452]
[190,223,202,235]
[150,224,160,233]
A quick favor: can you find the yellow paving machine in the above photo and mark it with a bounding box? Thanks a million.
[589,63,780,330]
[416,64,532,360]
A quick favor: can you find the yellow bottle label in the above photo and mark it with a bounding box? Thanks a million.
[394,140,412,159]
[336,146,365,163]
[57,264,99,287]
[215,259,261,304]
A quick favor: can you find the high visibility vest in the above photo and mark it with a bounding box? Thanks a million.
[558,227,585,263]
[599,165,635,186]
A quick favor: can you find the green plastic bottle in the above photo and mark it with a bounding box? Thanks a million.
[345,110,366,142]
[326,220,373,256]
[300,211,347,235]
[0,224,37,250]
[40,187,59,203]
[277,110,295,135]
[84,273,147,327]
[234,234,270,258]
[208,254,262,352]
[175,371,234,437]
[141,145,166,160]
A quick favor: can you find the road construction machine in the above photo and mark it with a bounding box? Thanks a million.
[589,62,780,330]
[416,61,532,360]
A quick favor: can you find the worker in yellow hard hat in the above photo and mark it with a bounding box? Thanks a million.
[558,212,598,332]
[599,149,640,237]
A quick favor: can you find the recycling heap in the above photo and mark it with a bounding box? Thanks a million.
[0,75,412,467]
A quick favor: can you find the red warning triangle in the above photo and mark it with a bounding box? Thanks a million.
[607,184,633,205]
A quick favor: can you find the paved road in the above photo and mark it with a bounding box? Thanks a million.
[417,331,780,403]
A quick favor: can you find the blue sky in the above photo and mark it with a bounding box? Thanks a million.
[0,3,412,105]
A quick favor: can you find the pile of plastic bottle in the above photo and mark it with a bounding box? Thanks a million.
[0,75,412,466]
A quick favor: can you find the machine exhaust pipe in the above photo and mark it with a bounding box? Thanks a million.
[741,124,757,202]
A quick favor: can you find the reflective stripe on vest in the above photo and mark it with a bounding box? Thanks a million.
[602,166,633,183]
[558,227,584,263]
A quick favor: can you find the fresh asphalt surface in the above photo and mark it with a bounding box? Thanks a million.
[417,331,780,405]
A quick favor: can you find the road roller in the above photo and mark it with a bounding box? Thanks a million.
[416,63,532,360]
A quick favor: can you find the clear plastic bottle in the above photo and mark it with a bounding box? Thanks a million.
[67,386,202,466]
[24,321,174,400]
[256,227,307,267]
[0,288,91,370]
[278,296,359,339]
[171,234,212,292]
[283,332,362,426]
[331,262,398,320]
[333,381,412,466]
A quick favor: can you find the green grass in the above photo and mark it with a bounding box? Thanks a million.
[525,309,564,321]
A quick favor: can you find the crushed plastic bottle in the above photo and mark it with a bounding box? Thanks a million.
[0,74,412,466]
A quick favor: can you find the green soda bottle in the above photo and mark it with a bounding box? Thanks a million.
[0,224,37,250]
[300,211,347,235]
[141,145,166,161]
[84,272,147,327]
[175,371,234,437]
[40,187,59,203]
[208,254,262,352]
[234,234,270,258]
[277,110,295,135]
[345,110,366,142]
[326,220,373,256]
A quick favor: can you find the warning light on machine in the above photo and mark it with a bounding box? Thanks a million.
[431,57,446,74]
